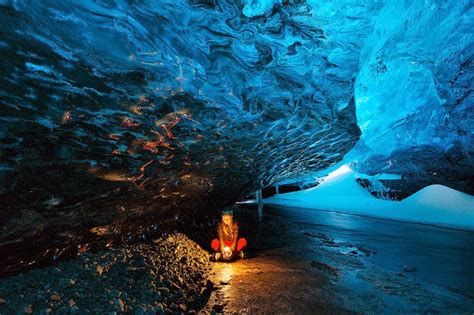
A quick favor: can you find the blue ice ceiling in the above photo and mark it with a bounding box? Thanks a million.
[0,0,473,265]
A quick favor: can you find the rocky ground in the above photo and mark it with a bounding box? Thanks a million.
[1,205,473,314]
[0,234,213,314]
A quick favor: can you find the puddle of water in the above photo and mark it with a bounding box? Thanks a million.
[267,205,474,295]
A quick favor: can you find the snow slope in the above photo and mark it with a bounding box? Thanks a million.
[263,165,474,230]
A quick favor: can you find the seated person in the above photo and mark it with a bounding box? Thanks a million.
[211,208,247,261]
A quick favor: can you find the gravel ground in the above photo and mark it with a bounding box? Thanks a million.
[0,233,213,314]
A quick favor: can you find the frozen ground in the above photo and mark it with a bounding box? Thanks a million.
[261,165,474,230]
[204,205,474,313]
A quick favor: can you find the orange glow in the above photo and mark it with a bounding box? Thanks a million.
[122,117,140,128]
[130,105,143,115]
[180,174,192,180]
[108,134,121,140]
[61,111,73,124]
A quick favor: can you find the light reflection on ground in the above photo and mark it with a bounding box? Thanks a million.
[201,205,474,313]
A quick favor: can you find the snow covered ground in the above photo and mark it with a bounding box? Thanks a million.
[260,165,474,230]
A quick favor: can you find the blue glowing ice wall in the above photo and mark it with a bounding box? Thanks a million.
[0,0,472,269]
[353,0,473,192]
[1,0,378,205]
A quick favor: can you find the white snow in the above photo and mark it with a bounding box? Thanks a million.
[262,165,474,230]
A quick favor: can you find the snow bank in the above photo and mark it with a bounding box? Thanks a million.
[262,165,474,230]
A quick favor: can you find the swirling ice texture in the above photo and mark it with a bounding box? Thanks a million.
[353,0,474,192]
[0,0,472,272]
[0,0,376,269]
[0,0,375,197]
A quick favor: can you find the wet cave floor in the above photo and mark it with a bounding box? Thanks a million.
[204,205,474,314]
[1,205,474,314]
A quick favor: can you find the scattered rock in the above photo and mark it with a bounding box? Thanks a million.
[49,293,61,302]
[357,246,372,256]
[55,305,68,313]
[155,303,165,314]
[403,265,417,272]
[96,264,104,275]
[205,280,214,289]
[0,233,211,313]
[135,305,146,315]
[23,304,33,314]
[90,226,109,235]
[178,303,187,312]
[212,304,224,312]
[115,298,125,312]
[310,261,339,277]
[157,287,169,296]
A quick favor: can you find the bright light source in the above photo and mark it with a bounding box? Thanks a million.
[326,164,352,179]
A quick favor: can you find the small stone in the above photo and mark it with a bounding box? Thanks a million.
[178,304,187,312]
[96,264,104,275]
[0,297,6,304]
[49,293,61,302]
[145,305,155,315]
[134,305,146,315]
[169,281,179,290]
[115,298,125,312]
[403,265,417,272]
[153,291,163,302]
[68,299,76,307]
[24,305,33,314]
[357,246,371,256]
[212,304,224,312]
[155,303,164,315]
[55,305,68,314]
[69,279,76,286]
[36,307,50,315]
[156,287,169,296]
[108,290,121,298]
[205,280,214,289]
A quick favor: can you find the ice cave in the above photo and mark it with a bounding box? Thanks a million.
[0,0,473,313]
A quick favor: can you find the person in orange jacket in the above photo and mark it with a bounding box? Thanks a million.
[211,208,247,261]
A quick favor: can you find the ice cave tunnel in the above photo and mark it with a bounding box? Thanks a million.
[0,0,473,313]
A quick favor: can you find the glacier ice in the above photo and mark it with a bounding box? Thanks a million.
[0,0,472,270]
[356,0,473,155]
[353,0,473,193]
[263,164,474,230]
